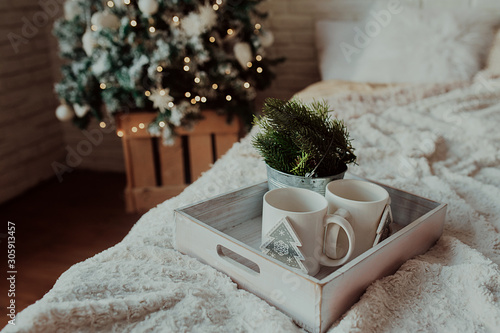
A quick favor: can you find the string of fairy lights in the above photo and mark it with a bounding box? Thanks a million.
[54,0,277,143]
[112,1,264,136]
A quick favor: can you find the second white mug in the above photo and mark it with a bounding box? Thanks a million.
[325,179,390,261]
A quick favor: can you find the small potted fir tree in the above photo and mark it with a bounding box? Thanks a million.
[252,98,357,195]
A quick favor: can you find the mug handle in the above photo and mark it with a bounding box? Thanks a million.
[319,208,355,267]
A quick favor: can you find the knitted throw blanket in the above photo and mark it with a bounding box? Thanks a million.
[4,71,500,332]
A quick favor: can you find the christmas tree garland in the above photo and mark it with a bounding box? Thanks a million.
[54,0,281,144]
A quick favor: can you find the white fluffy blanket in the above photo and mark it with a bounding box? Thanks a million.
[4,71,500,333]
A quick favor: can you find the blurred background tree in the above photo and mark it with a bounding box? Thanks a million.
[53,0,281,144]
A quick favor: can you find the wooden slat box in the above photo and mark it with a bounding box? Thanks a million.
[174,176,447,333]
[117,111,241,213]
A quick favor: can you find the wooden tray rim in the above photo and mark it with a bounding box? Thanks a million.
[174,175,447,286]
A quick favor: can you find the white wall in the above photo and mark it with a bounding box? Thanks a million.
[0,1,126,204]
[0,0,66,203]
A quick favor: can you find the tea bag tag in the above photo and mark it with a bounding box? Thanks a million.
[373,204,393,247]
[260,217,308,273]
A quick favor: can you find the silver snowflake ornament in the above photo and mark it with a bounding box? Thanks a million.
[149,88,174,113]
[274,240,289,256]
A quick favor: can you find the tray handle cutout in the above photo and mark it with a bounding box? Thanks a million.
[216,245,261,276]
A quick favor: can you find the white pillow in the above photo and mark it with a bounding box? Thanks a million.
[316,20,360,81]
[350,8,499,83]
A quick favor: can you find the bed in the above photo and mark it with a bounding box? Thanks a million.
[5,2,500,333]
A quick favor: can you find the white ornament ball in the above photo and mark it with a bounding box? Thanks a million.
[55,104,74,122]
[64,0,83,20]
[113,0,127,9]
[91,11,120,30]
[259,30,274,48]
[138,0,159,16]
[73,104,90,118]
[91,12,103,27]
[82,29,97,56]
[182,13,203,37]
[233,42,253,68]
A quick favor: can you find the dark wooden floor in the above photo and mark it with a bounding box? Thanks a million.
[0,171,141,328]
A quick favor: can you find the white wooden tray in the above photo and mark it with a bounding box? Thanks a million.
[174,176,446,333]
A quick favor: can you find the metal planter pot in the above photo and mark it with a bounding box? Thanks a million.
[266,164,347,196]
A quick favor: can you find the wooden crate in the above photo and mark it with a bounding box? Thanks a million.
[117,111,241,213]
[174,176,447,333]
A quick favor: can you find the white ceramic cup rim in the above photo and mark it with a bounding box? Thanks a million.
[326,179,389,205]
[263,187,328,214]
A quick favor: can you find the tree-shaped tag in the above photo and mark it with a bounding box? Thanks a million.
[260,217,307,273]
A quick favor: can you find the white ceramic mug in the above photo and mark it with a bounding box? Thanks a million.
[262,187,356,276]
[325,179,390,261]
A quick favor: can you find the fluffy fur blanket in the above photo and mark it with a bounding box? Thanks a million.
[4,71,500,332]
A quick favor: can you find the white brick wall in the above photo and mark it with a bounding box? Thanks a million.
[0,0,66,203]
[0,1,126,204]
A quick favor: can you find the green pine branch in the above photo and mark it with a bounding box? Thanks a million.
[252,98,357,177]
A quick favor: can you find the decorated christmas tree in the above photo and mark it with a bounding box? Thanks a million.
[53,0,281,144]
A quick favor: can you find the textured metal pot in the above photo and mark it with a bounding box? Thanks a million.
[266,164,347,196]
